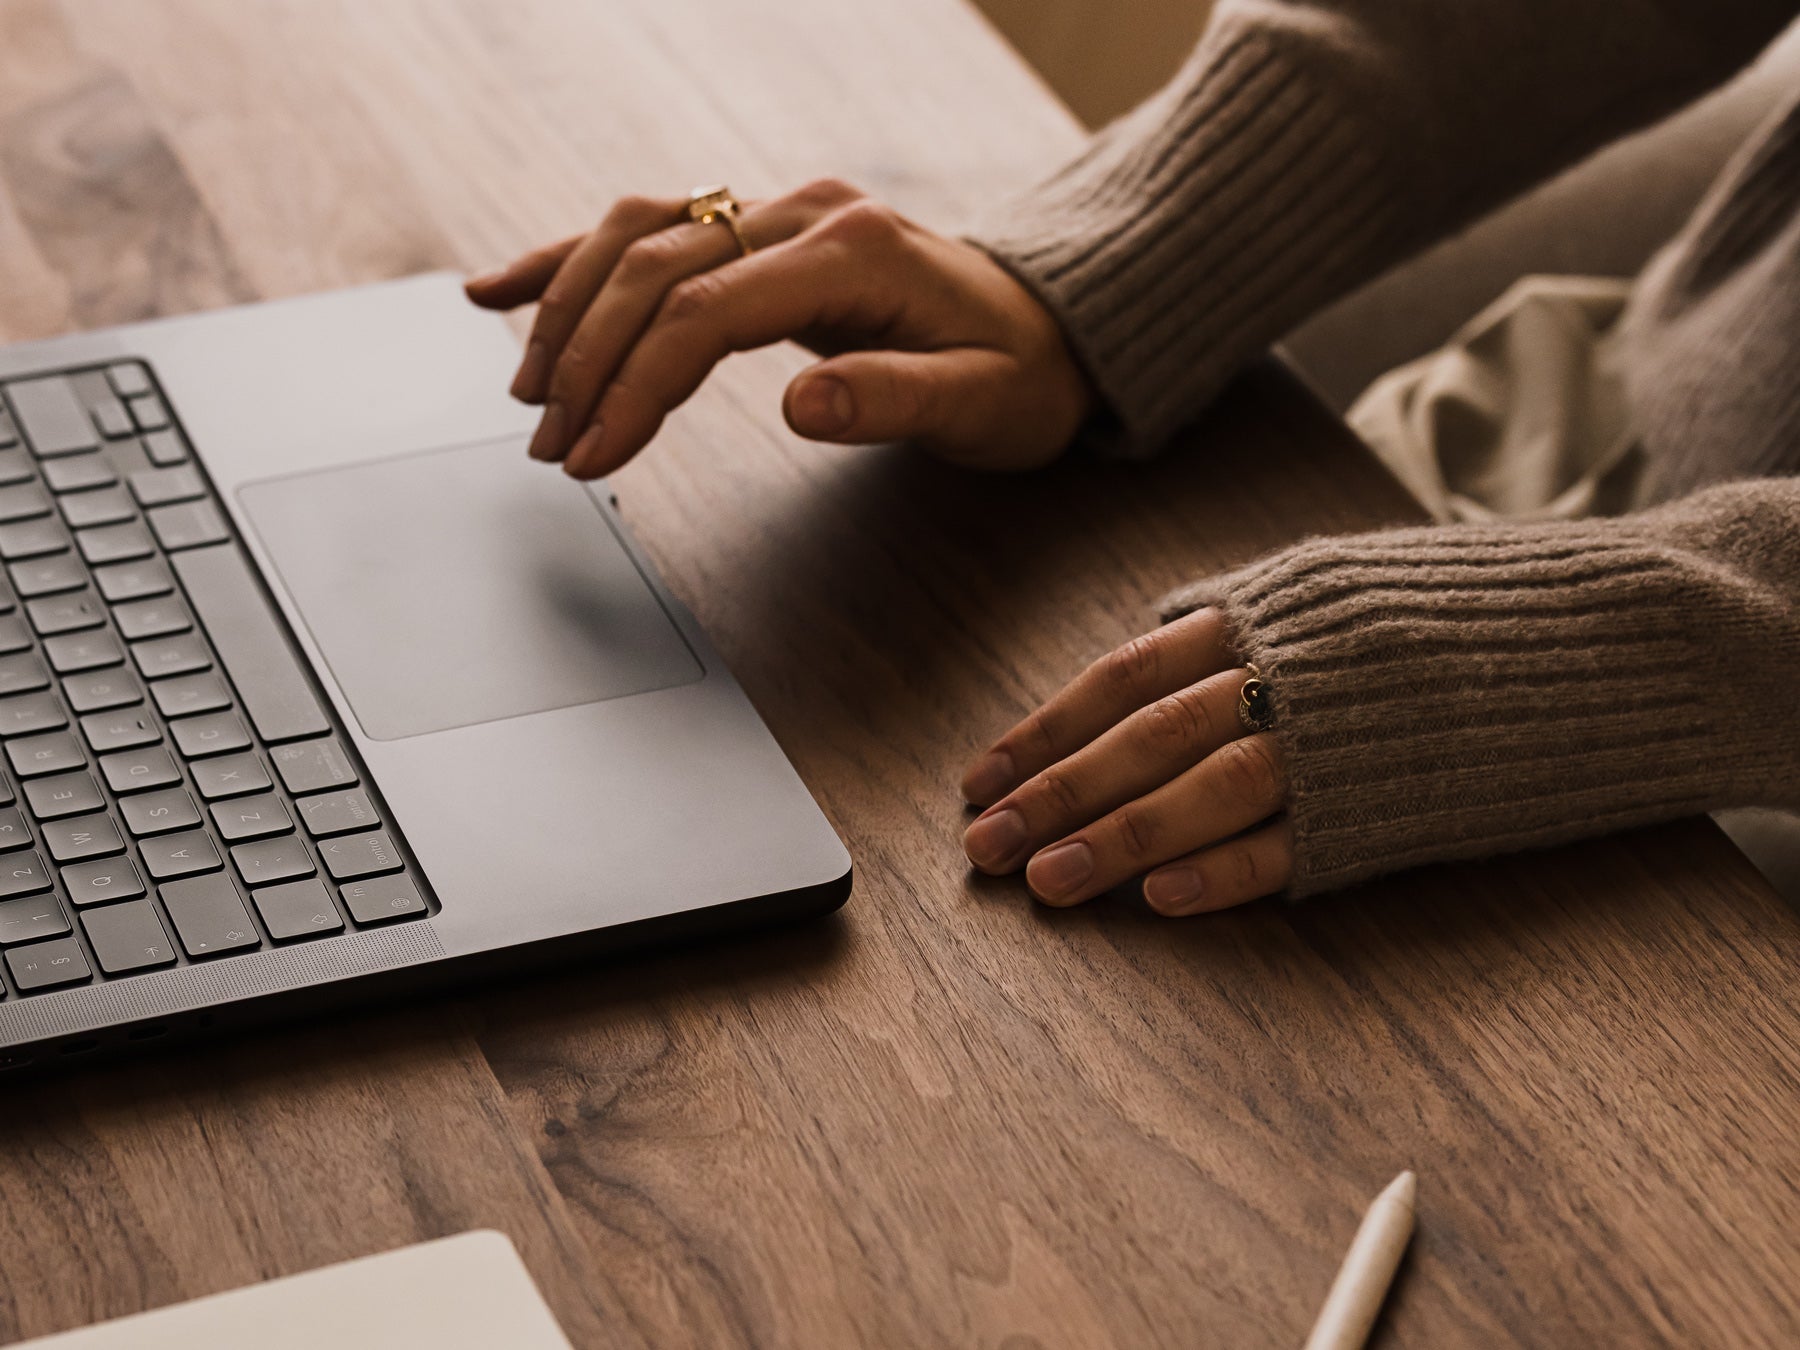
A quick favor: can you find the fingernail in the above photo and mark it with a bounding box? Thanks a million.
[511,341,551,403]
[792,374,855,436]
[468,266,508,290]
[962,750,1015,805]
[528,401,567,460]
[963,808,1027,871]
[1143,867,1203,915]
[564,422,606,478]
[1027,841,1093,903]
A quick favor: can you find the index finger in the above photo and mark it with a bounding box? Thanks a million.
[961,608,1238,807]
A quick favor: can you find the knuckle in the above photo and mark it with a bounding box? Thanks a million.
[606,194,665,230]
[816,198,901,247]
[794,176,864,210]
[1218,736,1281,804]
[1102,633,1163,699]
[1031,768,1082,821]
[616,232,685,281]
[1230,844,1266,897]
[1111,806,1158,859]
[1142,684,1215,753]
[659,272,727,324]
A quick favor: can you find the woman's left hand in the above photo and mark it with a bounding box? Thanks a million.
[959,608,1295,915]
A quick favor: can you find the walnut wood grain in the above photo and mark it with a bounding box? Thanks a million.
[1,1,1796,1346]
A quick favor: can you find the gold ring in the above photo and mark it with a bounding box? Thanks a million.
[688,184,752,257]
[1238,663,1274,733]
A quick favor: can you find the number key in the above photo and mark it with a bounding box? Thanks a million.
[0,893,67,944]
[0,849,51,898]
[6,935,91,991]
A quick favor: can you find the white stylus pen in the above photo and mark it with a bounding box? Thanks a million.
[1303,1170,1417,1350]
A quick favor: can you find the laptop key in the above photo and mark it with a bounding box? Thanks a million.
[0,482,51,523]
[126,393,170,433]
[0,693,67,737]
[171,545,329,742]
[149,500,228,552]
[10,552,87,598]
[131,631,210,679]
[140,829,221,880]
[0,652,49,696]
[171,710,248,759]
[27,590,104,636]
[142,429,189,466]
[0,808,29,850]
[190,750,270,800]
[8,732,84,778]
[106,364,151,399]
[0,614,28,653]
[211,792,292,842]
[61,856,147,907]
[75,520,154,565]
[42,453,117,493]
[23,770,104,820]
[0,448,33,485]
[0,850,52,899]
[99,745,181,794]
[80,709,160,755]
[81,899,177,974]
[6,935,90,991]
[340,873,426,925]
[7,376,98,456]
[90,397,133,440]
[271,737,356,795]
[231,836,313,887]
[159,872,260,959]
[113,596,192,642]
[0,892,67,942]
[319,830,402,881]
[128,465,205,508]
[58,485,138,529]
[0,517,72,560]
[41,814,123,863]
[45,630,125,674]
[252,876,344,941]
[150,671,228,718]
[120,787,202,837]
[94,557,173,602]
[295,787,378,838]
[64,668,143,714]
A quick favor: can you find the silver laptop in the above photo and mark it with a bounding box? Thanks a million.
[0,273,851,1070]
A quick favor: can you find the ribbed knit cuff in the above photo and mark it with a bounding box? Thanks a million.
[969,13,1404,457]
[1160,481,1800,896]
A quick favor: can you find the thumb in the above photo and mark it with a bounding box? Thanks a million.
[784,349,1042,464]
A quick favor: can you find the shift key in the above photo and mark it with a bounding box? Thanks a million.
[159,873,260,958]
[171,544,328,743]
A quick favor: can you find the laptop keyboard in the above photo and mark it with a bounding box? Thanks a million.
[0,361,430,998]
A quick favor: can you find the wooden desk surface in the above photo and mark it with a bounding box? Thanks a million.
[3,1,1799,1345]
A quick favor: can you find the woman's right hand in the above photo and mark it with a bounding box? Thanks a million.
[465,178,1094,478]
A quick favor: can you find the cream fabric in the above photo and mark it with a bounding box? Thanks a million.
[1346,276,1641,522]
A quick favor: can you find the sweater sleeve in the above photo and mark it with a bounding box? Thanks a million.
[1159,477,1800,896]
[970,0,1796,455]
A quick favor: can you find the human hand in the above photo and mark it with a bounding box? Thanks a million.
[464,179,1093,477]
[959,609,1294,915]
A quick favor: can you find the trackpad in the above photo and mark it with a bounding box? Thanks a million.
[239,440,702,741]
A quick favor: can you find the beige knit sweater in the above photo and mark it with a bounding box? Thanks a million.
[974,0,1800,895]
